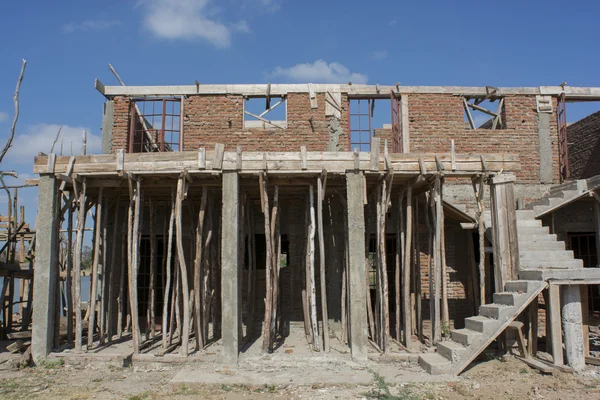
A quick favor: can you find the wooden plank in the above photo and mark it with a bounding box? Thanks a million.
[162,189,176,348]
[370,138,380,171]
[213,144,224,170]
[34,151,521,175]
[581,285,590,356]
[193,187,207,350]
[548,284,563,366]
[585,356,600,366]
[516,356,554,374]
[260,172,274,353]
[198,148,206,169]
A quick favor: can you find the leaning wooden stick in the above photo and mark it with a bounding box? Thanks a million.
[175,177,191,355]
[317,177,329,352]
[162,189,175,348]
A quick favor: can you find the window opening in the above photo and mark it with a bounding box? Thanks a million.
[463,88,505,130]
[129,98,181,153]
[244,96,287,129]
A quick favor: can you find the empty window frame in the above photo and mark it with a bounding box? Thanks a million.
[129,98,182,153]
[350,99,373,151]
[569,232,600,313]
[463,94,506,130]
[243,96,287,129]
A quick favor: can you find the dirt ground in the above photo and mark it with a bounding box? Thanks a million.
[1,355,600,400]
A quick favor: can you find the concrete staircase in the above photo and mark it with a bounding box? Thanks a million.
[418,280,547,375]
[419,206,582,375]
[526,176,600,218]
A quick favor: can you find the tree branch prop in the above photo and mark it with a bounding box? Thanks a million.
[50,125,63,154]
[0,59,27,166]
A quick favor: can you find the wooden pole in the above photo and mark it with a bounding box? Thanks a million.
[260,173,273,353]
[73,178,87,352]
[270,186,280,343]
[302,195,313,344]
[308,184,320,351]
[415,195,422,342]
[317,177,329,352]
[440,178,450,331]
[475,175,486,304]
[395,192,404,343]
[193,187,207,350]
[117,217,126,337]
[148,199,156,338]
[128,179,142,353]
[175,177,191,355]
[99,195,109,345]
[162,189,175,347]
[431,178,442,343]
[246,199,256,340]
[364,195,376,342]
[379,178,391,353]
[66,192,74,345]
[107,196,120,343]
[403,185,413,348]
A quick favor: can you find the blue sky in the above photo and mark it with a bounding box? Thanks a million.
[0,0,599,224]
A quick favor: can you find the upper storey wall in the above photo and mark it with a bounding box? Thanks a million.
[106,91,559,184]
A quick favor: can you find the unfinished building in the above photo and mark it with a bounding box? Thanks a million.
[27,82,600,375]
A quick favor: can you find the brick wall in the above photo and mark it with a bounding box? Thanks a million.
[408,94,559,184]
[110,93,350,153]
[568,110,600,179]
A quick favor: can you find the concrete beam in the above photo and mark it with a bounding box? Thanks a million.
[562,285,585,370]
[345,172,368,361]
[31,174,60,361]
[221,172,240,364]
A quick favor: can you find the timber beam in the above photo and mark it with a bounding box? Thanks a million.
[34,150,520,179]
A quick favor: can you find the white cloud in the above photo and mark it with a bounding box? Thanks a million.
[371,50,388,61]
[257,0,280,12]
[139,0,249,48]
[269,60,368,84]
[6,123,102,165]
[0,112,8,123]
[63,20,121,33]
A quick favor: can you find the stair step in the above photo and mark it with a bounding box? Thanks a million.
[519,259,583,269]
[493,292,520,306]
[437,341,468,363]
[560,190,580,200]
[505,281,532,293]
[516,219,542,227]
[464,315,497,333]
[517,226,550,235]
[516,210,535,218]
[518,240,565,251]
[451,328,483,346]
[479,304,511,319]
[520,250,575,261]
[518,233,558,242]
[533,205,550,215]
[418,353,452,375]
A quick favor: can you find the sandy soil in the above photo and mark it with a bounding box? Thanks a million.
[1,354,600,400]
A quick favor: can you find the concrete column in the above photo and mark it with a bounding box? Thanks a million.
[221,172,240,364]
[346,172,368,361]
[537,112,553,184]
[561,285,585,370]
[101,100,115,154]
[31,174,60,360]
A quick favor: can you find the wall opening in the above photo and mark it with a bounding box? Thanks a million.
[463,97,506,130]
[244,96,287,129]
[129,98,181,153]
[349,99,392,151]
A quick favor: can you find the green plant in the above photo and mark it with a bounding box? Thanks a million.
[441,322,451,338]
[36,357,64,369]
[363,370,419,400]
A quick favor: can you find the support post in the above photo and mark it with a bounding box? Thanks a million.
[221,172,240,364]
[32,174,60,360]
[346,172,368,361]
[562,285,585,370]
[548,284,563,366]
[490,174,519,293]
